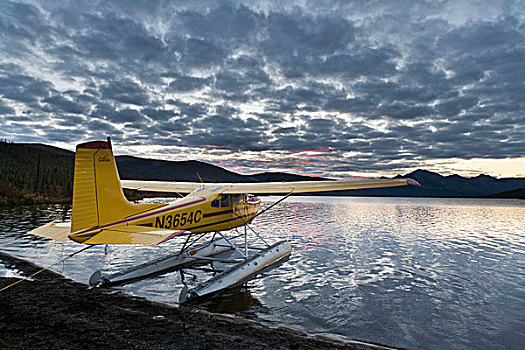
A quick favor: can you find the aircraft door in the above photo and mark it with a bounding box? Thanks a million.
[232,194,247,220]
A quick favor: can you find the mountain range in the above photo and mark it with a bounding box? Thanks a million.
[1,141,523,203]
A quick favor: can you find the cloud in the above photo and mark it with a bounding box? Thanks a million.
[0,0,523,177]
[167,75,212,92]
[261,10,356,63]
[0,100,15,115]
[41,94,88,114]
[100,79,150,106]
[0,70,55,104]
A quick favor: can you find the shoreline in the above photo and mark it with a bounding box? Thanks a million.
[0,251,393,350]
[0,197,71,207]
[1,192,523,209]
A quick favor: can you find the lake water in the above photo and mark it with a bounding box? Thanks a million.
[0,196,524,349]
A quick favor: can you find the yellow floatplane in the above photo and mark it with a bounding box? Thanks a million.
[29,138,419,302]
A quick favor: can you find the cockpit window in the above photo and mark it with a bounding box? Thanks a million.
[232,194,243,205]
[211,198,220,207]
[220,195,230,207]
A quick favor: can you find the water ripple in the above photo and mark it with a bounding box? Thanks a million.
[1,197,524,350]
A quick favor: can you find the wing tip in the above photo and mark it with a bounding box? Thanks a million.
[406,178,422,187]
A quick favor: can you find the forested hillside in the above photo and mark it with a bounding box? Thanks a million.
[0,141,73,205]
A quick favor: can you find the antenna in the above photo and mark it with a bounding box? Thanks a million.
[196,172,204,189]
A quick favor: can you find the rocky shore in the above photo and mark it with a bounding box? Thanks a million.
[0,252,390,350]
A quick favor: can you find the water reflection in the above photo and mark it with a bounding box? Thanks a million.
[0,263,27,279]
[0,197,524,349]
[193,286,264,315]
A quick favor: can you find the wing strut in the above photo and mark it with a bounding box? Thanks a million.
[252,192,293,221]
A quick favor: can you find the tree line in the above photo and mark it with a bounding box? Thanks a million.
[0,141,74,206]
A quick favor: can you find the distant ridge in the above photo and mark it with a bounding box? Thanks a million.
[1,141,524,204]
[20,143,75,158]
[115,156,257,183]
[337,169,525,198]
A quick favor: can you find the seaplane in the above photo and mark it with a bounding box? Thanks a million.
[29,137,420,302]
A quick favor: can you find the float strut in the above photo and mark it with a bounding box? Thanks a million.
[217,231,247,259]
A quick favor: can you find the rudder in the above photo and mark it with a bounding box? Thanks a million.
[71,137,159,233]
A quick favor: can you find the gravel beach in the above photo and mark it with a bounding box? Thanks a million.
[0,252,388,350]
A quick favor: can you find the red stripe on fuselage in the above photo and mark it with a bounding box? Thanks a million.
[185,211,258,231]
[203,209,233,218]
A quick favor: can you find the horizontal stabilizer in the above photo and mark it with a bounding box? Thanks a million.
[29,221,71,242]
[122,178,418,194]
[70,225,189,245]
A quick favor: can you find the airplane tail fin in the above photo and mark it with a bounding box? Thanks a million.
[70,137,159,233]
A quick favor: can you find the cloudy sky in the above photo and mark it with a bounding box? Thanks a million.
[1,0,524,178]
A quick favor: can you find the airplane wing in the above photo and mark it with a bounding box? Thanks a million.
[122,178,420,194]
